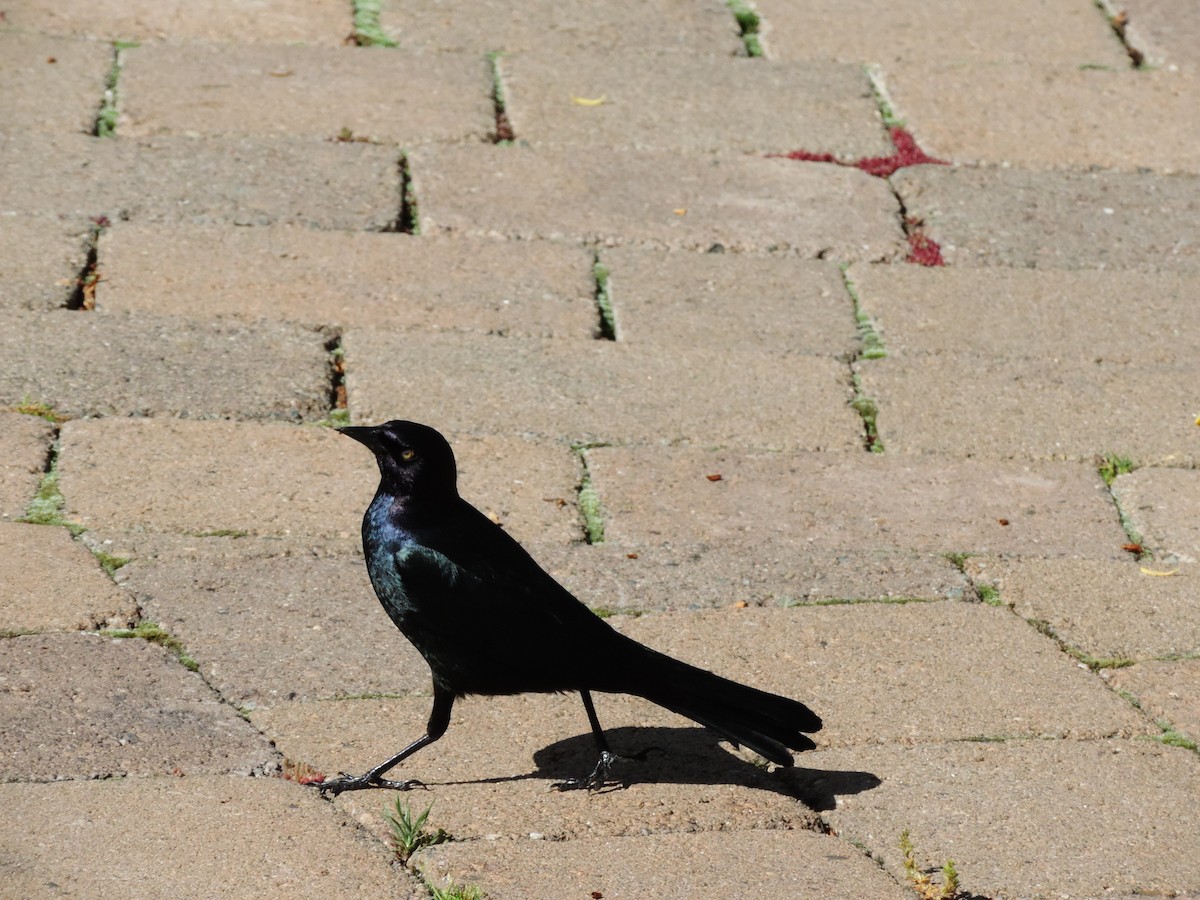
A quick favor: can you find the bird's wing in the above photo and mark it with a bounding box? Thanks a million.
[388,508,619,692]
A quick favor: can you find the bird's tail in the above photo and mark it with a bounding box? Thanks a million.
[615,641,822,767]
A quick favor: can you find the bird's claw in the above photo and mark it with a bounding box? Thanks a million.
[552,750,618,792]
[311,772,427,796]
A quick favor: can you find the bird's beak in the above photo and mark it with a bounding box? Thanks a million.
[337,425,377,448]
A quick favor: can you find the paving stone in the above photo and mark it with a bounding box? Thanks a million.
[811,740,1200,899]
[108,135,404,229]
[586,446,1129,559]
[888,64,1200,173]
[58,419,583,543]
[0,523,136,634]
[967,557,1200,661]
[534,542,969,611]
[58,418,366,539]
[848,265,1200,362]
[0,633,276,780]
[0,32,112,135]
[0,133,112,219]
[255,600,1147,800]
[1,132,402,230]
[859,354,1200,464]
[1,0,352,45]
[379,0,741,55]
[345,329,861,450]
[98,224,598,336]
[598,247,856,354]
[1112,467,1200,563]
[501,51,892,157]
[614,603,1149,746]
[124,545,427,707]
[413,829,910,900]
[1122,0,1200,71]
[1107,658,1200,741]
[254,694,820,843]
[892,164,1200,270]
[0,214,93,311]
[0,777,424,899]
[0,412,53,520]
[757,0,1128,66]
[0,309,331,421]
[410,143,907,258]
[121,43,493,144]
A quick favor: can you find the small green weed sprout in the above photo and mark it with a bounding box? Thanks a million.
[429,883,484,900]
[386,798,448,864]
[900,829,962,899]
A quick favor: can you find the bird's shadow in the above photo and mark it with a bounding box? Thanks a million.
[500,725,883,810]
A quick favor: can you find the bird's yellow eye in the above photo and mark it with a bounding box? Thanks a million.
[400,448,416,461]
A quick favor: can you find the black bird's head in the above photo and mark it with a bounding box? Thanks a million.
[339,420,458,501]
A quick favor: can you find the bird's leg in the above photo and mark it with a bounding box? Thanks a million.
[554,690,618,791]
[315,686,453,796]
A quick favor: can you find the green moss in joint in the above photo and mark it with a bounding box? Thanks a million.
[105,621,199,672]
[351,0,397,47]
[593,260,617,340]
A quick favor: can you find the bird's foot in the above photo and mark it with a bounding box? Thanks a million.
[552,750,618,793]
[311,772,428,797]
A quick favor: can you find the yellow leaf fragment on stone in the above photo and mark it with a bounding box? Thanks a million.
[570,94,607,106]
[1139,566,1179,577]
[673,208,687,216]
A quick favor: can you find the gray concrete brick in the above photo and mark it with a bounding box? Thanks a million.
[892,164,1200,270]
[599,247,857,354]
[58,418,366,540]
[502,51,893,156]
[1107,658,1200,742]
[0,633,276,780]
[859,354,1200,464]
[889,64,1200,173]
[967,557,1200,661]
[1,133,402,230]
[0,32,111,135]
[586,446,1129,559]
[758,0,1128,66]
[379,0,741,55]
[849,265,1200,362]
[2,0,352,45]
[534,542,969,611]
[121,43,493,144]
[0,214,93,311]
[0,777,424,899]
[98,224,598,336]
[124,545,428,707]
[1,133,112,218]
[0,309,331,421]
[107,135,403,229]
[1112,467,1200,563]
[254,694,820,841]
[414,830,910,900]
[410,143,907,258]
[0,412,53,520]
[344,329,862,450]
[813,740,1200,899]
[0,523,136,633]
[614,603,1149,747]
[58,419,583,543]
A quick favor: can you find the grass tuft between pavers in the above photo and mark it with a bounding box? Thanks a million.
[104,621,199,672]
[726,0,764,57]
[350,0,397,47]
[592,258,617,341]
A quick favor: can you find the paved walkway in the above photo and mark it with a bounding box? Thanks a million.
[2,1,1199,897]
